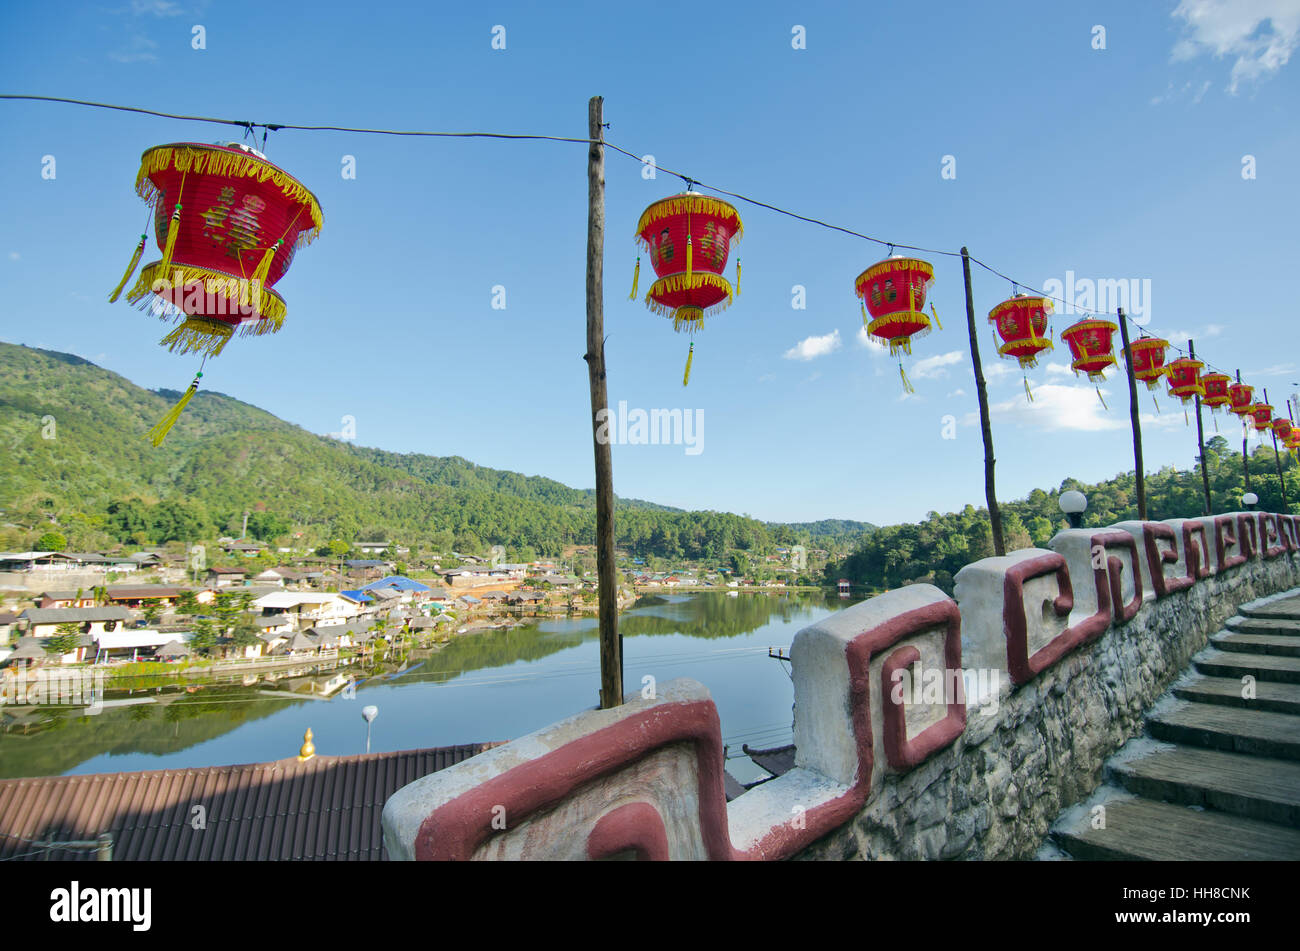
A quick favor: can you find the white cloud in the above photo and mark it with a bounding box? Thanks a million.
[1171,0,1300,93]
[1203,323,1224,337]
[961,383,1126,432]
[856,325,889,357]
[7,252,18,261]
[1045,362,1074,377]
[946,388,967,399]
[109,34,158,63]
[1246,363,1296,377]
[911,350,964,380]
[128,0,184,14]
[784,329,841,361]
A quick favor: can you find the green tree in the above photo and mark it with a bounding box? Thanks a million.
[46,622,82,658]
[36,531,67,551]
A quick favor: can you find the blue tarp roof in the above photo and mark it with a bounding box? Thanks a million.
[361,576,432,593]
[340,589,374,603]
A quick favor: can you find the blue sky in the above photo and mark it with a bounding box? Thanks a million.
[2,0,1298,526]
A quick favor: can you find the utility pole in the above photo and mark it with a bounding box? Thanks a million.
[1117,308,1146,519]
[961,248,1004,555]
[1265,387,1289,512]
[584,96,621,709]
[1190,340,1212,515]
[1238,370,1251,493]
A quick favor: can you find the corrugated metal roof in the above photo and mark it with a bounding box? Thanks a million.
[0,743,497,861]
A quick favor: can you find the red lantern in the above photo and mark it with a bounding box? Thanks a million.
[115,142,323,356]
[1164,357,1204,406]
[1249,403,1274,431]
[1229,382,1255,418]
[987,294,1052,402]
[1060,318,1118,382]
[633,192,742,385]
[1285,428,1300,451]
[988,295,1053,369]
[856,256,935,356]
[1124,337,1169,390]
[1274,417,1294,442]
[108,141,323,444]
[1200,373,1232,412]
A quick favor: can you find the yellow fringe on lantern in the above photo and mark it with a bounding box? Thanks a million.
[861,302,869,326]
[899,363,915,394]
[629,258,640,299]
[158,317,235,357]
[135,145,324,246]
[930,302,942,331]
[248,241,279,313]
[683,343,694,387]
[855,257,935,289]
[686,235,693,280]
[643,273,734,324]
[146,377,200,447]
[108,235,147,302]
[126,261,288,327]
[735,259,741,295]
[634,194,743,245]
[159,205,182,273]
[866,311,931,353]
[672,307,706,333]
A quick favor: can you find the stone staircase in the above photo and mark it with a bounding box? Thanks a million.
[1049,592,1300,860]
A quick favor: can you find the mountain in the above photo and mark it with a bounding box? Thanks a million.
[0,343,869,561]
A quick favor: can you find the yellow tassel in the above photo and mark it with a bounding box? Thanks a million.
[109,235,147,303]
[146,374,201,447]
[159,204,182,272]
[248,240,280,313]
[1153,393,1160,415]
[159,317,234,357]
[1096,385,1108,411]
[930,302,942,331]
[686,235,693,280]
[1184,407,1190,426]
[683,343,694,387]
[629,257,640,300]
[1024,375,1034,403]
[861,302,869,326]
[735,259,741,295]
[899,363,915,395]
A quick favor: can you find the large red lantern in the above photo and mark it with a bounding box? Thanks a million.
[633,192,742,385]
[1060,318,1118,381]
[1201,373,1231,411]
[1273,417,1293,442]
[854,255,938,393]
[1164,357,1204,405]
[1249,403,1274,432]
[1124,337,1169,390]
[1285,428,1300,452]
[988,294,1052,401]
[1229,381,1255,418]
[109,141,323,444]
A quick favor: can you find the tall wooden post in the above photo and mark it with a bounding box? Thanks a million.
[1190,339,1212,515]
[1264,387,1289,512]
[1238,370,1251,493]
[584,96,621,708]
[961,247,1004,555]
[1117,307,1146,519]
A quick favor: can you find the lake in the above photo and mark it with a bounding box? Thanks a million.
[0,591,862,784]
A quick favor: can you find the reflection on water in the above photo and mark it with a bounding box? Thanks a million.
[0,592,862,781]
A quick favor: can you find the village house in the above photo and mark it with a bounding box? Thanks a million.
[354,541,391,555]
[221,541,267,557]
[103,585,181,609]
[0,552,80,572]
[206,566,248,587]
[18,606,133,639]
[92,629,182,663]
[35,589,98,609]
[345,559,392,579]
[253,591,356,629]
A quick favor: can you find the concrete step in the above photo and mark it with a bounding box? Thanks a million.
[1173,675,1300,716]
[1241,599,1300,623]
[1109,745,1300,826]
[1226,615,1300,636]
[1211,632,1300,657]
[1195,649,1300,684]
[1053,795,1300,860]
[1147,700,1300,761]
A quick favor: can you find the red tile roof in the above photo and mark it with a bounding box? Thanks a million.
[0,743,497,861]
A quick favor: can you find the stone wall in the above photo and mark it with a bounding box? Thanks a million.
[382,511,1300,861]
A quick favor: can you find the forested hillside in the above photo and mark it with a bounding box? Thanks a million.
[828,436,1298,594]
[0,343,863,560]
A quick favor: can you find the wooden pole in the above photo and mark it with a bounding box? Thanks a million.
[961,247,1004,555]
[584,96,622,709]
[1238,370,1251,493]
[1117,307,1146,520]
[1190,339,1212,515]
[1265,387,1289,512]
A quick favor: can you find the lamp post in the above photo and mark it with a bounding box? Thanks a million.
[1059,490,1088,529]
[362,704,378,754]
[1242,492,1258,512]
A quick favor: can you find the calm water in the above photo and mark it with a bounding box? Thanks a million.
[0,592,861,783]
